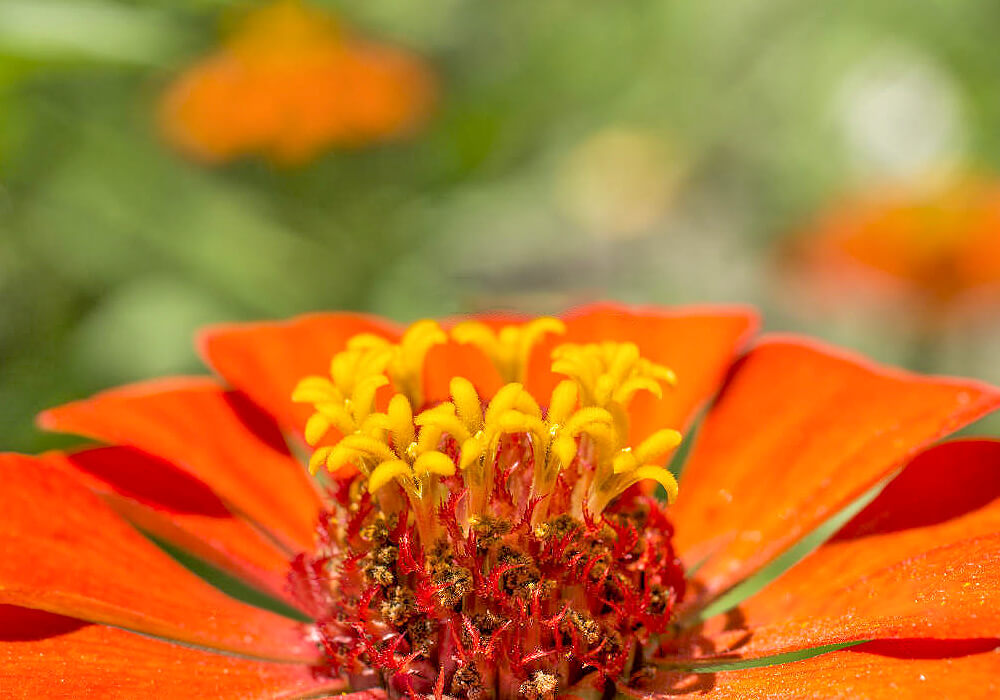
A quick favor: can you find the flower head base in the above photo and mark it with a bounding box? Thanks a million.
[291,318,685,697]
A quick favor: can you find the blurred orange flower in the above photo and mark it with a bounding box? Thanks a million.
[791,178,1000,316]
[159,0,436,165]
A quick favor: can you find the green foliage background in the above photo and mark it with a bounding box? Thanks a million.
[4,0,1000,451]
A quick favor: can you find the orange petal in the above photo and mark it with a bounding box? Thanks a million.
[526,302,759,442]
[682,532,1000,661]
[42,446,299,609]
[423,341,506,404]
[672,337,1000,603]
[647,639,1000,698]
[198,312,401,438]
[742,439,1000,619]
[38,378,321,551]
[0,605,343,699]
[425,312,535,402]
[683,440,1000,659]
[0,453,317,663]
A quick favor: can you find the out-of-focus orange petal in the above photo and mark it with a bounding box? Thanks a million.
[424,312,535,402]
[264,41,436,165]
[159,53,275,164]
[423,342,506,404]
[41,446,298,609]
[0,454,316,663]
[683,440,1000,659]
[159,1,436,165]
[672,337,1000,606]
[646,639,1000,699]
[199,313,401,438]
[37,378,321,552]
[525,302,759,443]
[0,605,343,699]
[793,178,1000,308]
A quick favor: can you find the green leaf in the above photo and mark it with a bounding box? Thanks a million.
[655,640,867,674]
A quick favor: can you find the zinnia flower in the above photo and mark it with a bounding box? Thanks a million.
[3,303,1000,698]
[788,177,1000,319]
[159,0,436,165]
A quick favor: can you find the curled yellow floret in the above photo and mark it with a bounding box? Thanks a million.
[319,393,453,497]
[451,317,565,383]
[348,319,446,407]
[292,320,446,465]
[294,317,683,522]
[551,340,676,438]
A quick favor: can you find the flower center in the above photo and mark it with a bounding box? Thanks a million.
[289,319,686,698]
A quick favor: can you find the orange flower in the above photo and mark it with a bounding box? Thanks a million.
[791,178,1000,315]
[3,303,1000,697]
[159,0,436,165]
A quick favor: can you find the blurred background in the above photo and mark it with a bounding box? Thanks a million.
[4,0,1000,452]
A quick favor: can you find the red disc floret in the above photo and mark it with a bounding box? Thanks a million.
[289,434,685,699]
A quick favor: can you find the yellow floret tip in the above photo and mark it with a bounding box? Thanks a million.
[368,460,412,494]
[551,341,677,406]
[551,340,678,439]
[452,317,565,383]
[292,319,447,460]
[449,377,484,430]
[345,319,446,407]
[632,465,679,504]
[294,316,685,520]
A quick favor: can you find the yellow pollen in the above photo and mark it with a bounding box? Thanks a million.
[451,317,566,383]
[294,316,683,524]
[405,441,420,461]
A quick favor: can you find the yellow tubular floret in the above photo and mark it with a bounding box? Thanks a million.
[293,344,392,447]
[350,375,390,421]
[340,320,446,407]
[589,463,680,515]
[547,380,579,425]
[497,410,547,438]
[290,375,342,404]
[562,407,615,438]
[551,341,677,406]
[303,411,340,446]
[368,460,412,494]
[635,428,683,463]
[483,383,530,425]
[415,422,444,454]
[414,451,457,478]
[337,434,397,465]
[293,319,447,465]
[449,377,484,431]
[631,466,679,503]
[419,380,495,476]
[386,394,416,450]
[307,446,334,475]
[307,388,453,498]
[294,315,685,519]
[451,317,565,383]
[415,404,470,443]
[551,340,678,441]
[389,320,447,406]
